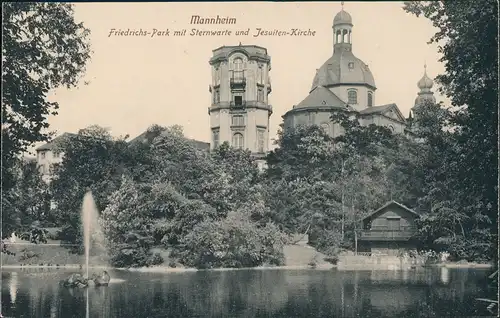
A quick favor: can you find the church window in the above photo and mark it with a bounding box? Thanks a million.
[388,125,395,133]
[368,92,373,107]
[342,29,348,43]
[257,129,265,153]
[212,128,220,149]
[348,89,358,104]
[231,115,244,126]
[232,132,244,149]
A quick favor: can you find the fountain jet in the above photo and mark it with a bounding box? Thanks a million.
[81,191,98,279]
[81,191,108,276]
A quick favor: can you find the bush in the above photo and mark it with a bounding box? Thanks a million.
[323,256,338,265]
[146,252,164,266]
[177,211,287,269]
[109,244,164,268]
[310,229,343,257]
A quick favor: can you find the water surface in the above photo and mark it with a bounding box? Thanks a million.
[0,267,495,317]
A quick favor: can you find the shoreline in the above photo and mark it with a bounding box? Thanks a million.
[0,262,493,271]
[1,264,335,272]
[433,263,493,269]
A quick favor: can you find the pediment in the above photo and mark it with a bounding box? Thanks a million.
[381,104,406,123]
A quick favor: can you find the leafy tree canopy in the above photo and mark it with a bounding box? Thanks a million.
[2,3,91,161]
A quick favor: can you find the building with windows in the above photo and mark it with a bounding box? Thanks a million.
[282,6,435,137]
[208,44,273,163]
[35,130,210,183]
[35,132,75,183]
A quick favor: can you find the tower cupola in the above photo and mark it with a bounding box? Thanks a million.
[414,64,436,107]
[333,2,353,54]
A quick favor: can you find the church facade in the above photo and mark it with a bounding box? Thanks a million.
[282,6,436,138]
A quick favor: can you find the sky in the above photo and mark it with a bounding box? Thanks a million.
[35,1,446,154]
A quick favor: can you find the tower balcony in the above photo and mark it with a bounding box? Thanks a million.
[230,100,246,108]
[230,71,246,88]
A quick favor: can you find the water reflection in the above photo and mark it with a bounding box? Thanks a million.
[9,271,17,304]
[0,268,495,318]
[440,267,450,284]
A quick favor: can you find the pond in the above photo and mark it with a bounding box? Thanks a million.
[0,267,496,317]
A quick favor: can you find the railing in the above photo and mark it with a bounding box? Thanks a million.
[230,71,246,87]
[230,101,246,108]
[359,229,416,240]
[345,252,391,257]
[369,225,414,231]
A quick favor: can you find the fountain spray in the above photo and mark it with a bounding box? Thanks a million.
[82,191,95,279]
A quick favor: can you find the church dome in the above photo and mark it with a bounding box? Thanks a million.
[333,9,352,26]
[417,72,434,90]
[414,65,436,106]
[414,93,436,106]
[311,5,376,92]
[310,51,376,92]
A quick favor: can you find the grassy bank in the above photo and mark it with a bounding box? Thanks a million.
[1,239,108,267]
[2,240,83,266]
[2,239,336,270]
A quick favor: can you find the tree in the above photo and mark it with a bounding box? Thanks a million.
[210,142,262,211]
[178,210,287,269]
[2,3,91,174]
[1,159,50,237]
[404,1,498,261]
[264,120,397,255]
[50,125,129,245]
[266,125,335,182]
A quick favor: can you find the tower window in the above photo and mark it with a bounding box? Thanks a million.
[233,57,243,71]
[213,88,220,104]
[348,62,354,70]
[234,95,243,106]
[257,65,263,84]
[232,132,244,149]
[212,128,220,149]
[257,87,264,102]
[348,89,358,104]
[231,115,244,126]
[214,67,220,86]
[368,92,373,107]
[257,129,265,153]
[336,30,341,44]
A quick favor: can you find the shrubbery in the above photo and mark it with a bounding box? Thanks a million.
[176,211,286,269]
